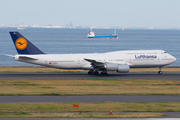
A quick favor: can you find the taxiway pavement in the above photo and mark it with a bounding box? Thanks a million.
[0,95,180,103]
[0,72,180,80]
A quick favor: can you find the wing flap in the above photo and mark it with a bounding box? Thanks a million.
[84,58,105,69]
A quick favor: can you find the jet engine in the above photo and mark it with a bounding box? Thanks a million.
[104,63,129,73]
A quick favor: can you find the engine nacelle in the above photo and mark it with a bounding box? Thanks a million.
[104,63,129,73]
[117,64,129,73]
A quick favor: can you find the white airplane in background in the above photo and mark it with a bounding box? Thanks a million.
[9,32,176,75]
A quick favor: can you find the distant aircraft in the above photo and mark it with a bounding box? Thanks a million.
[9,32,176,75]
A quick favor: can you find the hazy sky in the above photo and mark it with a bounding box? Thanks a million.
[0,0,180,27]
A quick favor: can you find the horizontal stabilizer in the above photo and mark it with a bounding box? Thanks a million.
[18,56,38,61]
[5,54,14,57]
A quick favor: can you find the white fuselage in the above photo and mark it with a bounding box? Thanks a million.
[14,50,176,71]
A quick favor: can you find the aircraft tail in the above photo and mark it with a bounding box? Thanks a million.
[9,32,44,54]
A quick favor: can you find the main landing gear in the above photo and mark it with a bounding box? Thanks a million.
[88,70,108,75]
[158,67,162,74]
[100,71,108,75]
[88,70,99,75]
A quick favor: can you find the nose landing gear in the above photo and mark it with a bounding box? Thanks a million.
[158,67,162,74]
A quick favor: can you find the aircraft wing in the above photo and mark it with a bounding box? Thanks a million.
[84,58,105,70]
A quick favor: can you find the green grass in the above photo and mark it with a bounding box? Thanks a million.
[0,67,180,73]
[1,102,180,118]
[0,112,164,118]
[1,102,180,112]
[0,79,180,96]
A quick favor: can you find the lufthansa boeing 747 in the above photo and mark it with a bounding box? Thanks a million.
[9,32,176,75]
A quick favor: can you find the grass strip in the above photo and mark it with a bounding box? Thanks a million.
[0,79,180,95]
[0,112,164,118]
[0,67,180,73]
[2,102,180,118]
[2,102,180,112]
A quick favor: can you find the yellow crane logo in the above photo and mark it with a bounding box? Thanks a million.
[15,37,27,50]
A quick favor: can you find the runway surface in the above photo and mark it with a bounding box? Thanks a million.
[0,72,180,80]
[0,95,180,103]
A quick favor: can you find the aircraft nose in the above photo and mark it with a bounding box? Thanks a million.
[173,56,177,62]
[170,55,176,63]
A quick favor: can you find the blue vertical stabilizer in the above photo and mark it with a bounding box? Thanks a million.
[9,32,44,54]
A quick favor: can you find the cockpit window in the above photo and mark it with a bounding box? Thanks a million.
[164,52,167,53]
